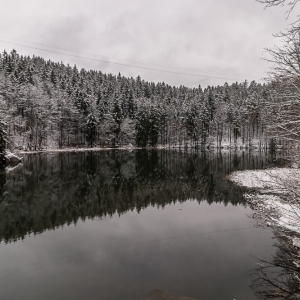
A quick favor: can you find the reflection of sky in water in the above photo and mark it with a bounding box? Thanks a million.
[0,200,275,300]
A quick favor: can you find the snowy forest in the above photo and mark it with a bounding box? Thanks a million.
[0,49,272,152]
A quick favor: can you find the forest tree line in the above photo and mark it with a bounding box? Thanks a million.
[0,49,272,152]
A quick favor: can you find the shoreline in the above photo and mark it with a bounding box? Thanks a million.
[228,167,300,268]
[228,168,300,234]
[14,147,140,155]
[11,143,279,156]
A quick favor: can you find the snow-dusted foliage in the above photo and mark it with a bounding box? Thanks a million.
[0,50,270,151]
[0,113,7,154]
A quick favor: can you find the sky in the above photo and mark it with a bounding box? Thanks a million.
[0,0,297,87]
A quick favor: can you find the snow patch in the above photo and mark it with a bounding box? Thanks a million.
[230,168,300,234]
[230,168,300,190]
[4,151,22,164]
[229,167,300,272]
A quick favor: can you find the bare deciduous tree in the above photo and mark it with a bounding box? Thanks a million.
[251,230,300,300]
[261,26,300,159]
[257,0,300,17]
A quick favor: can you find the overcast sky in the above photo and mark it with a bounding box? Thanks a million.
[0,0,297,87]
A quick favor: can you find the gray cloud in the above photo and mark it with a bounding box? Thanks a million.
[0,0,296,87]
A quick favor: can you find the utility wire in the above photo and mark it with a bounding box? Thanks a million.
[0,39,262,81]
[0,34,262,78]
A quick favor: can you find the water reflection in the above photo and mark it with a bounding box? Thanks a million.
[251,228,300,299]
[0,150,278,244]
[0,150,284,300]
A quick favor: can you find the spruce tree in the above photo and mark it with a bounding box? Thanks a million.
[0,119,7,154]
[86,113,97,148]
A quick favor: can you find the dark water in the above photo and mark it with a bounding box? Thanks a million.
[0,150,280,300]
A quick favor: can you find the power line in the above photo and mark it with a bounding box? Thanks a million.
[0,39,261,81]
[0,34,262,78]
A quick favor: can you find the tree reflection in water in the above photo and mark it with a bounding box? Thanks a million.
[251,228,300,299]
[0,150,278,244]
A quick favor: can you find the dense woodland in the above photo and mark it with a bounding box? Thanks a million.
[0,49,271,152]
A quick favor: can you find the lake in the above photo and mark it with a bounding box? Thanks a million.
[0,150,281,300]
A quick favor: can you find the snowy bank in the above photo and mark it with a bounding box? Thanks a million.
[4,151,22,164]
[229,167,300,250]
[229,167,300,287]
[229,168,299,190]
[15,146,143,155]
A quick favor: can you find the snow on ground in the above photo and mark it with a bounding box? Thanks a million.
[229,168,300,255]
[15,146,142,155]
[244,193,300,234]
[268,198,300,233]
[230,168,299,190]
[4,151,22,163]
[157,137,268,150]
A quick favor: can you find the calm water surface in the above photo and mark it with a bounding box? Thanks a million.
[0,150,281,300]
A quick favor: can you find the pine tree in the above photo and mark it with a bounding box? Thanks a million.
[136,101,149,147]
[0,119,7,154]
[112,98,123,146]
[148,105,160,147]
[86,113,97,148]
